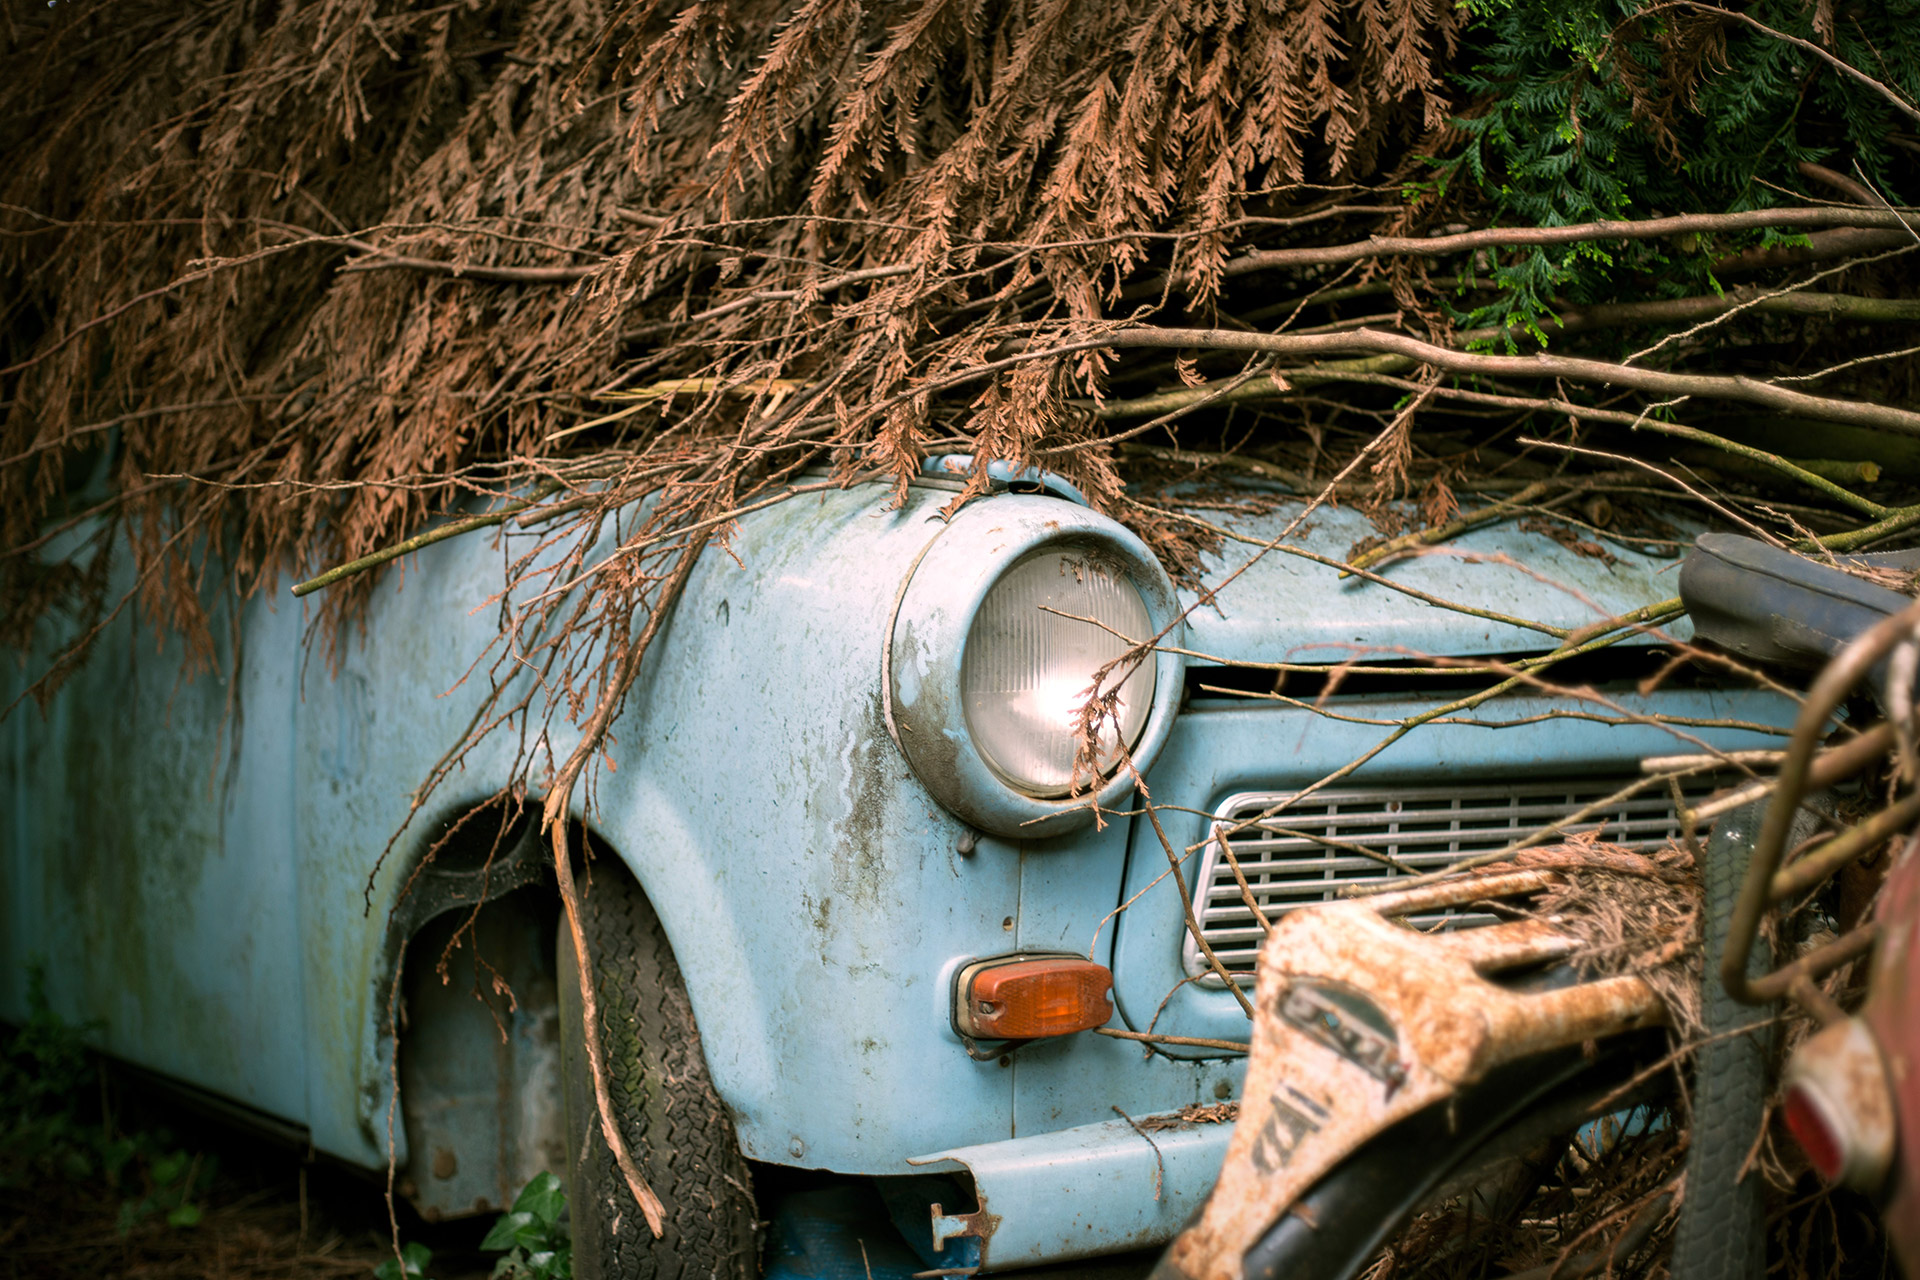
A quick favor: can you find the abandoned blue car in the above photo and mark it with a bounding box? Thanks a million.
[2,465,1795,1275]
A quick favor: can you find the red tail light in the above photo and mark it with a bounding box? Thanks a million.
[1780,1018,1895,1193]
[954,954,1113,1041]
[1783,1082,1848,1183]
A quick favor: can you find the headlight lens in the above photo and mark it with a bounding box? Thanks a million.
[960,551,1157,795]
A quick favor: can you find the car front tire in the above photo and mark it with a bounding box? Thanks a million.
[557,863,758,1280]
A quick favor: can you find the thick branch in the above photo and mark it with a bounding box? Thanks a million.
[1798,161,1879,206]
[1715,227,1912,274]
[1087,289,1919,420]
[1089,326,1920,436]
[1551,288,1920,329]
[1223,208,1919,277]
[1631,421,1887,517]
[290,482,560,596]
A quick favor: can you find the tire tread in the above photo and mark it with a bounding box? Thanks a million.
[562,869,757,1280]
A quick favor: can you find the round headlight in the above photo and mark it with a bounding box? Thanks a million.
[885,493,1185,839]
[961,551,1156,795]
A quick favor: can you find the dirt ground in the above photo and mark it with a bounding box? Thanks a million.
[0,1075,1158,1280]
[0,1095,498,1280]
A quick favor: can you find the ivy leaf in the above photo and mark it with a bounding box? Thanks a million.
[511,1171,566,1228]
[481,1210,539,1252]
[374,1241,435,1280]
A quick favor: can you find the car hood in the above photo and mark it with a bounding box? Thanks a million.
[1165,490,1692,665]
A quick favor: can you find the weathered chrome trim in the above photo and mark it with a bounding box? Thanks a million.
[1184,776,1718,981]
[886,494,1186,839]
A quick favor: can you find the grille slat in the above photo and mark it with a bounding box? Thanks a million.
[1181,777,1716,983]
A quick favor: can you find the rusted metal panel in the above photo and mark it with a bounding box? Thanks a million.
[396,887,565,1219]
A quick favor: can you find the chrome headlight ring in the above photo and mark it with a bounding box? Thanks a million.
[883,495,1186,839]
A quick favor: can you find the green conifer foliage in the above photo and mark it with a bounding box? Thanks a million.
[1444,0,1920,339]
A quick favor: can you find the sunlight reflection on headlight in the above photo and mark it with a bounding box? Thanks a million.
[960,551,1156,796]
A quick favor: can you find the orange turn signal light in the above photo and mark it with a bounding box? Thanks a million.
[954,954,1114,1041]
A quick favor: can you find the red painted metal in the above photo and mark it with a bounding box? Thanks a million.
[1863,836,1920,1273]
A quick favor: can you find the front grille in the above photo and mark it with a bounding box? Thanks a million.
[1181,777,1715,982]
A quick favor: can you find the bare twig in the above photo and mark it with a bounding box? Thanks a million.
[1096,326,1920,436]
[1344,481,1556,574]
[290,483,562,596]
[1094,1027,1251,1053]
[1677,2,1920,125]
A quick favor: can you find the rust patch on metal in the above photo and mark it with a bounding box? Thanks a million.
[930,1195,1002,1267]
[1138,1102,1238,1132]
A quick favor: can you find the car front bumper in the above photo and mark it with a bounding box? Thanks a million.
[905,1108,1235,1271]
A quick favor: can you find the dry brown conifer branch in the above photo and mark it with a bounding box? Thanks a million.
[338,252,601,283]
[0,395,281,468]
[0,236,345,377]
[1223,207,1920,276]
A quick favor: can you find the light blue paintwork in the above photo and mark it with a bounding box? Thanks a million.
[910,1108,1233,1268]
[1,469,1795,1266]
[921,455,1092,506]
[1171,493,1700,663]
